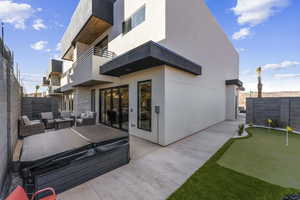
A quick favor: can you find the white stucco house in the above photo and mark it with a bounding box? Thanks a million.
[49,0,242,146]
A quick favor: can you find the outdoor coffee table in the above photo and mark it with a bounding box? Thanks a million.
[54,119,73,130]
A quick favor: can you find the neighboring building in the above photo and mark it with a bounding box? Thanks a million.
[43,59,63,96]
[56,0,242,146]
[240,91,300,109]
[23,93,44,98]
[43,59,64,110]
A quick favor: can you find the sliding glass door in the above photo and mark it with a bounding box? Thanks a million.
[99,85,129,131]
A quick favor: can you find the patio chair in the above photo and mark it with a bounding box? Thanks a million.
[76,111,96,127]
[5,186,56,200]
[41,112,55,129]
[19,116,45,137]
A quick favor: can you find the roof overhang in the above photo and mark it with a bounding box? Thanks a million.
[61,0,115,61]
[226,79,243,87]
[56,84,74,93]
[100,41,202,76]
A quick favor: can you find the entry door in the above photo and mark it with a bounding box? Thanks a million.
[99,86,129,131]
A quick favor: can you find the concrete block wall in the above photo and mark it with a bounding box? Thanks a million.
[22,97,60,120]
[10,75,22,154]
[291,99,300,130]
[0,55,21,198]
[0,56,8,197]
[246,97,300,131]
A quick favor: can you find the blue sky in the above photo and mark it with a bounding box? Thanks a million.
[1,0,299,93]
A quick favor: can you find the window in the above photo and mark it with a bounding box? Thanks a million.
[122,5,145,35]
[95,36,108,51]
[91,89,96,112]
[138,80,152,131]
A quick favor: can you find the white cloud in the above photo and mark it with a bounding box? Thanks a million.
[232,27,251,40]
[30,41,48,51]
[262,61,300,70]
[232,0,289,26]
[274,74,300,78]
[237,48,247,52]
[56,43,61,51]
[242,78,300,92]
[37,8,43,12]
[32,19,47,30]
[0,0,35,29]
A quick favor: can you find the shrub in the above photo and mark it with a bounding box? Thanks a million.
[271,120,280,128]
[238,124,245,136]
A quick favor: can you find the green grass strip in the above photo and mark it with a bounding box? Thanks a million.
[167,128,299,200]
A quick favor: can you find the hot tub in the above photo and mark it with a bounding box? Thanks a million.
[19,125,130,197]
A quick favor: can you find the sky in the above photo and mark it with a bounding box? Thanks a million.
[0,0,299,93]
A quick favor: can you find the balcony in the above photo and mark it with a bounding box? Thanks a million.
[60,0,115,60]
[42,76,50,86]
[47,59,63,78]
[46,86,61,96]
[71,47,119,87]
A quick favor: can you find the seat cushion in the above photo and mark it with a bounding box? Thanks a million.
[63,118,73,121]
[80,113,88,119]
[40,194,56,200]
[76,119,83,124]
[41,112,53,120]
[5,186,29,200]
[86,111,95,118]
[61,111,71,119]
[31,121,41,125]
[22,116,31,126]
[47,119,55,124]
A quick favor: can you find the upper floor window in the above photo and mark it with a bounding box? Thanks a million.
[123,5,145,35]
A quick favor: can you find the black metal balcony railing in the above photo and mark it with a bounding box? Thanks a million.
[62,47,116,80]
[94,47,116,59]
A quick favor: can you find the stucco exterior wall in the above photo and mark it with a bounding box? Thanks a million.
[74,87,92,114]
[59,0,239,146]
[82,0,166,57]
[226,85,238,120]
[157,0,239,145]
[86,66,165,144]
[60,0,92,56]
[163,66,225,145]
[163,0,239,81]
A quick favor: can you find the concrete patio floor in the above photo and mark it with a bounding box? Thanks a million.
[59,118,244,200]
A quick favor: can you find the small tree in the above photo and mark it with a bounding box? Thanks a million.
[267,119,272,131]
[256,67,263,98]
[286,126,293,146]
[238,124,245,136]
[35,85,40,97]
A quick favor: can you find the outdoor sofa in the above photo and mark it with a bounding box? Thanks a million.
[76,111,96,127]
[19,116,45,137]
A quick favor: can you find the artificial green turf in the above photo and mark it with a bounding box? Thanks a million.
[167,128,299,200]
[218,127,300,189]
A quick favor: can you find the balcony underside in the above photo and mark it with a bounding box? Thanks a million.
[63,16,112,60]
[101,41,202,76]
[72,79,113,87]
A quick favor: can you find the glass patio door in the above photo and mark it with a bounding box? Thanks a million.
[99,86,129,131]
